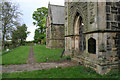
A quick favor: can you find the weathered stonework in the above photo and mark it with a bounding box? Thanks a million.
[46,4,65,49]
[65,0,120,75]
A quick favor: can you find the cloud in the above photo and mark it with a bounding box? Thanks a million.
[26,25,38,41]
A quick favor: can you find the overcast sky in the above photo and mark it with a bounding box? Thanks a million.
[12,0,64,41]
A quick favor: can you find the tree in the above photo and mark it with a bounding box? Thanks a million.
[2,2,22,49]
[12,29,19,47]
[12,24,30,47]
[34,29,40,43]
[34,29,46,43]
[32,7,48,44]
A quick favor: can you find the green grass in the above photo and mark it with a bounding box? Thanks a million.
[2,66,120,78]
[33,45,68,63]
[2,46,30,65]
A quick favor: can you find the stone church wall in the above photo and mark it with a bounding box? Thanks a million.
[46,4,65,49]
[64,1,120,75]
[49,24,64,49]
[46,24,64,49]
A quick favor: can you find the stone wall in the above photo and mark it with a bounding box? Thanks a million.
[65,2,88,36]
[46,15,51,48]
[46,4,65,49]
[106,2,120,30]
[65,1,120,75]
[46,24,65,49]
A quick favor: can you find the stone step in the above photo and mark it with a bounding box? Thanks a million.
[76,56,81,59]
[72,58,81,64]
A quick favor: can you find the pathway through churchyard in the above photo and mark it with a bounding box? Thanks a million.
[2,46,78,73]
[2,61,78,73]
[27,46,36,64]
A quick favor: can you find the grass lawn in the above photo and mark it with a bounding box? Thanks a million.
[2,46,30,65]
[2,65,120,78]
[33,45,68,63]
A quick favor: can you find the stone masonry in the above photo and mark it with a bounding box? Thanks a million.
[46,4,65,49]
[64,0,120,75]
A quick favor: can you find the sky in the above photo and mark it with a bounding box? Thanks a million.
[12,0,65,41]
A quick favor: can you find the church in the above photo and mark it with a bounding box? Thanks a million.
[46,0,120,74]
[64,0,120,74]
[46,3,65,49]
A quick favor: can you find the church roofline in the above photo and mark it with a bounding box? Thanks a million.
[49,4,64,7]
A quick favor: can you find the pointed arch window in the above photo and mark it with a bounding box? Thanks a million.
[88,37,96,54]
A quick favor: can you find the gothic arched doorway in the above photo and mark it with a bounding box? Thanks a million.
[74,12,86,53]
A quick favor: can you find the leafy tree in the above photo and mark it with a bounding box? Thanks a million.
[34,29,40,43]
[11,29,19,47]
[32,7,48,44]
[12,24,30,46]
[2,2,22,49]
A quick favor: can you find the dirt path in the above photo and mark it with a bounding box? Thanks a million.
[27,46,36,64]
[2,61,78,73]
